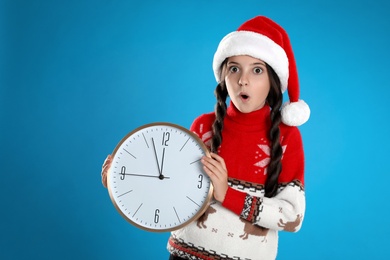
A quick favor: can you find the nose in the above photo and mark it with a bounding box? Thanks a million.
[238,72,249,86]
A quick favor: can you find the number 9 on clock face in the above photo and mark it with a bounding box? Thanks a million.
[107,123,213,232]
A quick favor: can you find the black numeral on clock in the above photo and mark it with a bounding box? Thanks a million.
[162,132,170,146]
[197,174,203,189]
[120,166,126,180]
[154,209,160,223]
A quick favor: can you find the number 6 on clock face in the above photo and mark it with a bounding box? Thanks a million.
[107,122,213,232]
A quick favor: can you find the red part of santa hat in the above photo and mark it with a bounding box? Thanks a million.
[213,16,310,126]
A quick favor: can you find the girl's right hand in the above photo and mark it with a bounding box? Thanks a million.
[101,155,112,188]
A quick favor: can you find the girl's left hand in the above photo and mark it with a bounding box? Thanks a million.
[201,152,228,203]
[101,154,112,188]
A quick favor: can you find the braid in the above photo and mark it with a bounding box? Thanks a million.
[211,81,228,153]
[264,64,283,198]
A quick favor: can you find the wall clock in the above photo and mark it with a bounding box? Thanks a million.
[107,122,213,232]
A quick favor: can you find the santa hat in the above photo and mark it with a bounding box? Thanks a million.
[213,16,310,126]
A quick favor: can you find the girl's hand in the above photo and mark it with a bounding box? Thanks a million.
[201,152,228,203]
[101,155,112,188]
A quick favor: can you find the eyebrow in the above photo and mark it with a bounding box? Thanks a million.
[227,61,266,66]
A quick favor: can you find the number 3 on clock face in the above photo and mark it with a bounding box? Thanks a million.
[107,122,213,232]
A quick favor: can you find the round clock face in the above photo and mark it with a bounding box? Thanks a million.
[107,122,213,232]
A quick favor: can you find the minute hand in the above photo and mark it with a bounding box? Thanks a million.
[151,138,162,176]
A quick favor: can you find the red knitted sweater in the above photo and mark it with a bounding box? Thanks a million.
[168,103,306,260]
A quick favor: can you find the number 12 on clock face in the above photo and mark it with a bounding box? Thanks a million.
[107,123,213,232]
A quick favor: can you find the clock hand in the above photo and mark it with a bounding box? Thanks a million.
[150,138,170,180]
[120,166,170,179]
[121,173,170,179]
[151,138,162,176]
[160,147,166,179]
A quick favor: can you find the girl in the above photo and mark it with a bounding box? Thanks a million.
[102,16,310,260]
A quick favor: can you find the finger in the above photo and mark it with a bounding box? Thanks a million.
[202,165,222,184]
[101,155,112,189]
[102,155,112,169]
[102,165,110,176]
[202,158,225,181]
[103,155,112,167]
[102,174,108,188]
[209,153,227,170]
[101,155,112,179]
[202,156,219,172]
[202,156,225,174]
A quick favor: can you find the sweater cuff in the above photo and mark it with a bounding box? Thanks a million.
[222,187,247,215]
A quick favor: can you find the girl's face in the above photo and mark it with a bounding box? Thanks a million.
[224,55,270,113]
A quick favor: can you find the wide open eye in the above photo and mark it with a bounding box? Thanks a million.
[229,66,239,73]
[253,67,263,74]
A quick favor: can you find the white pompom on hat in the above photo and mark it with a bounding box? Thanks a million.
[213,16,310,126]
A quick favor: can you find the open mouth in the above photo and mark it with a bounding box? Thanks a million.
[240,94,249,100]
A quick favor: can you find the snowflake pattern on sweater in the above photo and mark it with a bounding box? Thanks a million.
[168,104,306,260]
[254,140,287,175]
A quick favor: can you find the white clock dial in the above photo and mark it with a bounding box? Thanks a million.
[107,123,213,232]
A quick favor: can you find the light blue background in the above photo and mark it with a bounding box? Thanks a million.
[1,0,389,259]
